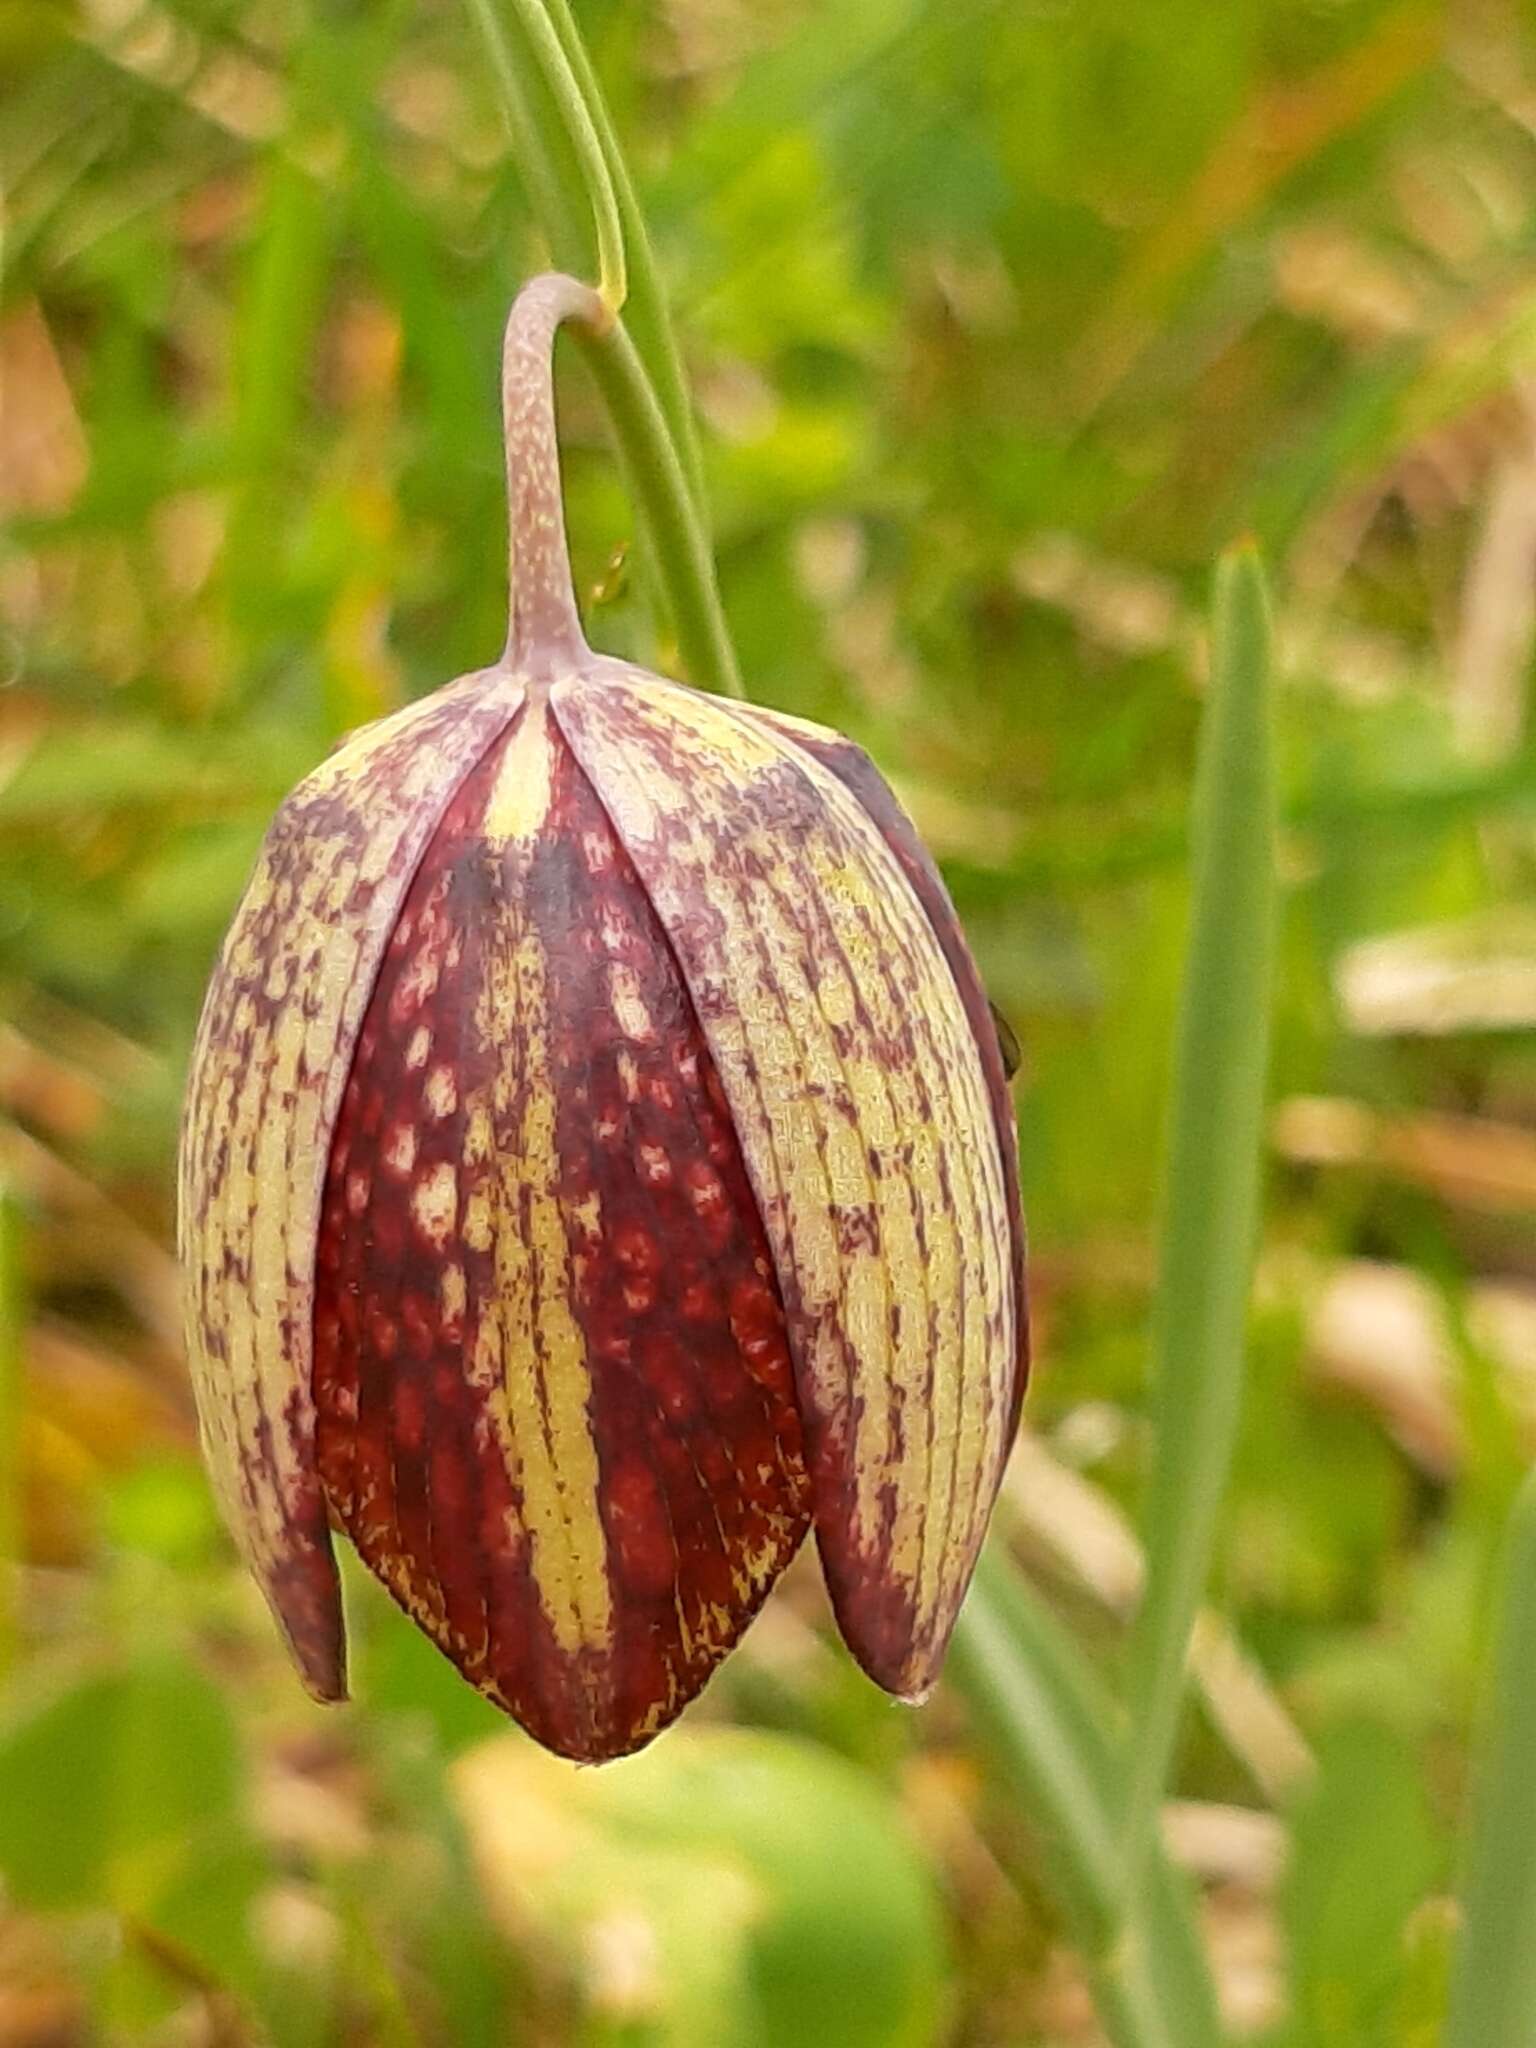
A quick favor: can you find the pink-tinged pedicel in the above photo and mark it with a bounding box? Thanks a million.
[312,701,813,1760]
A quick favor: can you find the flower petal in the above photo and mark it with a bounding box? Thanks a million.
[313,699,812,1760]
[728,700,1028,1436]
[554,667,1018,1698]
[178,669,524,1697]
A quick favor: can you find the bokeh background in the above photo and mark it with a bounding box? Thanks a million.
[4,0,1536,2041]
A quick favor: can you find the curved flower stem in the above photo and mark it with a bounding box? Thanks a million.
[497,272,741,699]
[500,272,604,673]
[463,0,743,698]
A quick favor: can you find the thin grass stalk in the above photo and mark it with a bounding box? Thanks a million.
[580,323,743,697]
[462,0,743,698]
[1444,1467,1536,2048]
[1120,545,1277,1892]
[541,0,708,506]
[950,1548,1221,2048]
[464,0,625,314]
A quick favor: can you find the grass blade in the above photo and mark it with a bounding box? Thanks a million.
[466,0,624,311]
[461,0,743,699]
[542,0,708,509]
[1121,544,1278,1886]
[950,1547,1221,2048]
[1444,1468,1536,2048]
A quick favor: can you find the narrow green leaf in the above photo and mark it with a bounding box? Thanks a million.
[230,155,332,472]
[0,1674,121,1909]
[1283,1718,1439,2046]
[949,1547,1221,2048]
[542,0,708,508]
[1121,544,1278,1886]
[223,147,334,644]
[464,0,624,310]
[1444,1468,1536,2048]
[578,322,744,698]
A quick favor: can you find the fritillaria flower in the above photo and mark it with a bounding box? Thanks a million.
[179,275,1027,1762]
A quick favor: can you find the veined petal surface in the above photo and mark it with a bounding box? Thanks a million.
[312,698,812,1760]
[178,670,524,1696]
[730,699,1029,1436]
[555,666,1018,1698]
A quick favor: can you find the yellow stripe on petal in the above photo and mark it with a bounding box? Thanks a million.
[727,698,1029,1436]
[470,701,613,1664]
[554,666,1015,1696]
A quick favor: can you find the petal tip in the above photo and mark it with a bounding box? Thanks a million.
[264,1536,348,1704]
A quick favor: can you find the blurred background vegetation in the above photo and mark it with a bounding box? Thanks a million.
[3,0,1536,2040]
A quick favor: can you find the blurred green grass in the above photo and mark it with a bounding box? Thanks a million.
[4,0,1536,2041]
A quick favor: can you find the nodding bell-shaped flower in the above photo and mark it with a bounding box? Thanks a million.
[179,275,1028,1762]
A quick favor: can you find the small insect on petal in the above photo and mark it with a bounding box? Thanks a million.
[989,1001,1023,1083]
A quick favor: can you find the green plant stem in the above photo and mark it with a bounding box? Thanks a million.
[577,324,741,698]
[1120,544,1277,1895]
[463,0,742,697]
[1444,1468,1536,2048]
[949,1547,1221,2048]
[465,0,625,316]
[542,0,707,506]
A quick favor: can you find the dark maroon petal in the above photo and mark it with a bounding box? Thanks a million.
[313,700,812,1762]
